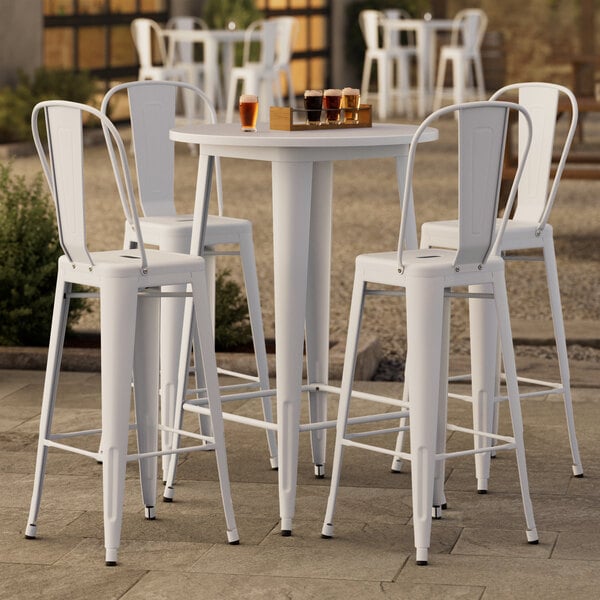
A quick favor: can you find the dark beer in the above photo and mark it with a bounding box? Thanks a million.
[304,90,323,125]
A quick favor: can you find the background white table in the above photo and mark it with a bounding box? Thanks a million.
[161,28,261,110]
[383,18,454,117]
[170,121,438,535]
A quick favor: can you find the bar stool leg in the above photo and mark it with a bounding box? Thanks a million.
[469,282,497,493]
[190,272,239,542]
[405,276,445,566]
[492,271,538,543]
[543,236,583,476]
[133,292,160,519]
[321,273,367,538]
[239,232,278,469]
[25,275,71,540]
[100,279,138,566]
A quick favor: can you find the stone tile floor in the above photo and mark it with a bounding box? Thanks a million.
[0,365,598,599]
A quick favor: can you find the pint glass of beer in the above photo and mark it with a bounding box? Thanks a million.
[342,87,361,124]
[323,89,342,124]
[304,89,323,125]
[239,94,258,132]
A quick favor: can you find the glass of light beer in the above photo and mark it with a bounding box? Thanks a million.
[323,89,342,124]
[239,94,258,132]
[304,89,323,125]
[342,87,361,124]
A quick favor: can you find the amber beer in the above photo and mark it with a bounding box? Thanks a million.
[239,94,258,132]
[304,89,323,124]
[342,87,361,124]
[323,89,342,124]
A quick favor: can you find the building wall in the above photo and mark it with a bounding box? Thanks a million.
[0,0,43,87]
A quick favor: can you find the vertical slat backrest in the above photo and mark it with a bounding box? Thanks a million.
[101,80,223,218]
[490,83,578,231]
[397,101,532,272]
[128,83,178,217]
[359,11,383,51]
[452,9,487,54]
[454,104,509,267]
[513,85,558,223]
[274,16,297,66]
[43,104,90,265]
[260,20,279,69]
[32,101,148,271]
[131,18,168,69]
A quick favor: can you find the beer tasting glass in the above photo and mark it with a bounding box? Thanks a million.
[342,87,361,124]
[239,94,258,132]
[323,89,342,124]
[304,89,323,125]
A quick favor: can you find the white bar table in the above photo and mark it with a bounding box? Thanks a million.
[161,28,260,109]
[170,121,438,535]
[382,18,454,117]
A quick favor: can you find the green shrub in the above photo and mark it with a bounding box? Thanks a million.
[0,162,89,346]
[214,269,253,351]
[0,68,96,144]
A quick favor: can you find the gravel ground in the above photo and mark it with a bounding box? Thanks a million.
[10,111,600,368]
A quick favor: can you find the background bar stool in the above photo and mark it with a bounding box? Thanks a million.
[321,101,538,566]
[359,9,414,119]
[421,82,583,488]
[25,100,238,566]
[271,16,299,106]
[225,19,280,123]
[101,81,277,478]
[131,18,187,83]
[432,9,488,110]
[166,16,225,114]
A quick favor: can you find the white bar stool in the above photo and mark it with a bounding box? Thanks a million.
[25,100,239,566]
[321,101,538,566]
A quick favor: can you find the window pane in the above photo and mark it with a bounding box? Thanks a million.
[79,27,106,69]
[44,28,74,68]
[110,25,136,67]
[110,0,136,12]
[309,15,326,50]
[44,0,74,15]
[309,57,325,89]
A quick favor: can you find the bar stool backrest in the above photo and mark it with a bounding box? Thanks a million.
[398,101,533,272]
[31,100,147,272]
[131,18,169,69]
[359,10,385,52]
[242,19,278,69]
[451,8,487,56]
[489,82,578,233]
[101,80,223,220]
